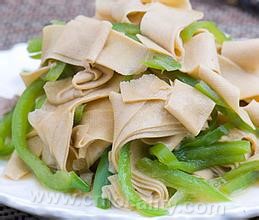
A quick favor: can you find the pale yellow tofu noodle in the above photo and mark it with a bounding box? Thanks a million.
[109,92,187,171]
[137,34,173,56]
[96,30,151,75]
[219,55,259,100]
[20,66,50,86]
[42,16,112,66]
[28,76,120,171]
[95,0,148,24]
[41,24,64,65]
[102,175,128,209]
[182,32,220,73]
[193,66,240,112]
[120,74,172,103]
[222,39,259,74]
[72,65,114,90]
[244,100,259,128]
[140,3,203,59]
[42,16,151,76]
[108,91,187,206]
[44,70,120,105]
[165,80,215,136]
[72,98,114,169]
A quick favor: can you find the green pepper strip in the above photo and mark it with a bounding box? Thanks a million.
[150,143,247,173]
[195,81,227,108]
[176,104,218,148]
[137,158,229,202]
[180,124,232,149]
[181,21,231,45]
[150,144,196,173]
[35,95,47,109]
[27,37,42,59]
[144,54,181,72]
[198,108,218,137]
[220,172,258,195]
[74,104,86,126]
[112,23,140,42]
[187,155,246,170]
[12,79,90,192]
[195,81,255,133]
[0,110,14,155]
[118,143,168,216]
[93,148,112,209]
[168,190,196,207]
[222,160,259,181]
[43,61,66,81]
[216,106,255,133]
[176,141,251,161]
[214,161,259,195]
[170,71,199,87]
[27,37,42,53]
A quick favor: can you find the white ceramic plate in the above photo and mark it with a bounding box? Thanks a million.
[0,44,259,220]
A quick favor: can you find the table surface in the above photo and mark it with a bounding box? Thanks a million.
[0,0,259,219]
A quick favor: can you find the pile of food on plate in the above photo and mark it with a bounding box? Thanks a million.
[1,0,259,216]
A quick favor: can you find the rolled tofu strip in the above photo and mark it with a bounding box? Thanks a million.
[72,65,114,90]
[140,3,203,59]
[28,77,120,171]
[96,30,151,75]
[108,92,187,206]
[42,16,112,66]
[102,175,128,209]
[131,141,169,206]
[104,141,169,208]
[109,94,187,179]
[165,80,215,136]
[219,55,259,100]
[96,0,148,24]
[72,98,114,169]
[110,92,187,167]
[120,74,172,103]
[222,39,259,74]
[182,32,220,73]
[4,136,44,180]
[44,67,120,105]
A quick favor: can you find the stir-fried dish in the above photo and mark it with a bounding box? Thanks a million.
[1,0,259,216]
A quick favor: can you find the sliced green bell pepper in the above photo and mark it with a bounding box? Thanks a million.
[118,143,168,216]
[93,148,112,209]
[137,158,229,202]
[12,79,90,192]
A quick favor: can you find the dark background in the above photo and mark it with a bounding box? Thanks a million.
[0,0,258,219]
